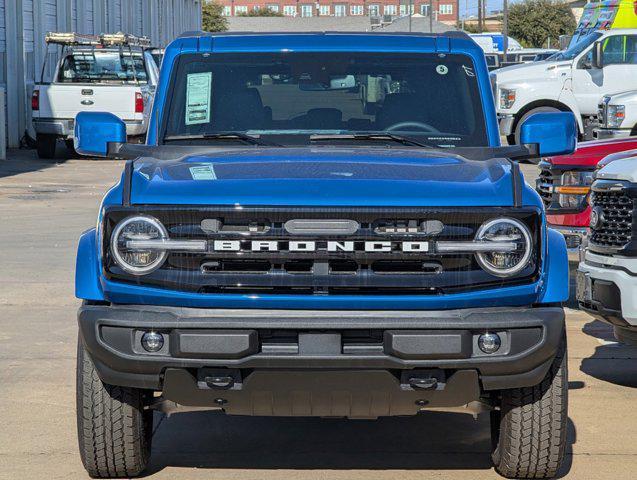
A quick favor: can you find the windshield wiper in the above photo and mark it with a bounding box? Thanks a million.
[163,132,281,147]
[310,133,434,148]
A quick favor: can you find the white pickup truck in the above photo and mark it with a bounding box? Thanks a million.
[577,155,637,345]
[493,29,637,144]
[595,90,637,140]
[31,32,159,158]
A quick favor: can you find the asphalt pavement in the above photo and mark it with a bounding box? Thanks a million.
[0,149,636,479]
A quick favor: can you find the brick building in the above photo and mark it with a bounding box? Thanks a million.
[216,0,459,26]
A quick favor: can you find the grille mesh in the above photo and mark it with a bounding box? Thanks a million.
[537,168,554,208]
[590,191,634,248]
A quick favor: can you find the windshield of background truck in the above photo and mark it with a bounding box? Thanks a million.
[57,50,148,84]
[550,31,603,61]
[162,52,488,148]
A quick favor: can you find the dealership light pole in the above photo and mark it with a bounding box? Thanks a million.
[503,0,509,62]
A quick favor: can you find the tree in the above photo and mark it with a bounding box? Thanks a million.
[202,1,228,32]
[508,0,576,48]
[238,7,284,17]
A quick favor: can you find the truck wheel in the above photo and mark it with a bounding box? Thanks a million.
[491,333,568,479]
[36,134,58,159]
[76,339,152,478]
[65,139,76,156]
[513,107,561,145]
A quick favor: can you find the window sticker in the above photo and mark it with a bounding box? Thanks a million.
[185,72,212,125]
[435,65,448,75]
[189,164,217,180]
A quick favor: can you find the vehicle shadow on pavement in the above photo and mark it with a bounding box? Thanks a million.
[0,147,74,178]
[0,145,78,179]
[580,319,637,388]
[144,410,577,476]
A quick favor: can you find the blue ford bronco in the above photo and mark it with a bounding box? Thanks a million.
[74,32,577,479]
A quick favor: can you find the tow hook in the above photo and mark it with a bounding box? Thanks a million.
[204,375,235,389]
[409,377,438,390]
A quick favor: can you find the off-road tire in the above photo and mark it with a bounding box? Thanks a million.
[491,333,568,479]
[36,134,58,159]
[76,339,152,478]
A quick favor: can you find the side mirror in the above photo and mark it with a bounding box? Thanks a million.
[592,41,604,69]
[74,112,126,157]
[520,112,577,158]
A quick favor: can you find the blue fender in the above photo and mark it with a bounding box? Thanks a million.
[539,228,569,304]
[75,228,104,301]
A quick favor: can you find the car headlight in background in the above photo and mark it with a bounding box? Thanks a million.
[607,104,625,128]
[110,215,170,275]
[556,170,594,209]
[499,88,516,109]
[475,218,532,277]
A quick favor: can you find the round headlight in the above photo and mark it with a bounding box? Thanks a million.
[110,215,168,275]
[475,218,532,277]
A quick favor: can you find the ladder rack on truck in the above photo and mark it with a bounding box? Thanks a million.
[32,31,158,159]
[45,31,151,48]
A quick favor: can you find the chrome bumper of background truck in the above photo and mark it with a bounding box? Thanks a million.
[498,113,515,136]
[549,224,588,263]
[593,128,633,140]
[79,304,565,416]
[33,119,145,138]
[578,251,637,345]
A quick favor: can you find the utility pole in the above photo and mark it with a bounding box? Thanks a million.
[462,0,467,30]
[429,0,433,32]
[409,0,413,32]
[503,0,509,62]
[478,0,483,32]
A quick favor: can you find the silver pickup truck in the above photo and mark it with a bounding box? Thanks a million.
[31,32,158,158]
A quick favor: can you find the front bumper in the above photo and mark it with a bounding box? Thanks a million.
[79,304,564,415]
[33,119,145,138]
[593,128,633,140]
[577,251,637,343]
[498,113,515,136]
[548,224,588,262]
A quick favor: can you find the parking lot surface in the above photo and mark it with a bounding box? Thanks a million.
[1,150,636,479]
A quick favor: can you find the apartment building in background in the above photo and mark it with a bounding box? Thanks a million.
[216,0,459,25]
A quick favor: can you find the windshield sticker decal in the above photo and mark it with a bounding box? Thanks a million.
[189,165,217,180]
[462,65,475,77]
[435,65,448,75]
[185,72,212,125]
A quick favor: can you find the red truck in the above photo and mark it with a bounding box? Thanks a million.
[537,137,637,261]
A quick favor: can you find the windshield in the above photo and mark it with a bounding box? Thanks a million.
[162,52,488,148]
[57,50,148,84]
[549,32,602,61]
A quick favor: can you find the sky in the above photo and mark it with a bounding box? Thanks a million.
[459,0,522,20]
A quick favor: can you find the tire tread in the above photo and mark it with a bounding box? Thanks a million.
[492,335,568,479]
[76,340,151,478]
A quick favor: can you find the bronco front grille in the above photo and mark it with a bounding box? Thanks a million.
[589,183,636,251]
[103,207,540,295]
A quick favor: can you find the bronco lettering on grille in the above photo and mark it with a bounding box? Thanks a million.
[212,240,430,252]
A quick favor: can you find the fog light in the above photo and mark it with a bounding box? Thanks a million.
[141,331,164,352]
[478,333,501,354]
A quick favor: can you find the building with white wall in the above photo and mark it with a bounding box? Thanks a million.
[1,0,202,148]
